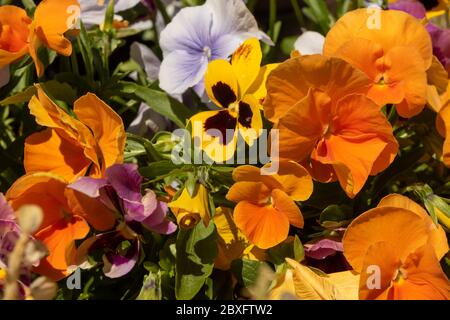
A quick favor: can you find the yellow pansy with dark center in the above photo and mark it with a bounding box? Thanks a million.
[211,81,237,108]
[188,38,275,162]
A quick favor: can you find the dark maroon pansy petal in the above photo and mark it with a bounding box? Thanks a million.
[238,101,253,128]
[204,110,237,145]
[211,81,237,107]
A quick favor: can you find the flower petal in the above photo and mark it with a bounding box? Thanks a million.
[233,201,290,249]
[231,38,262,95]
[342,207,429,272]
[205,59,238,108]
[159,49,209,95]
[294,31,325,55]
[33,0,80,56]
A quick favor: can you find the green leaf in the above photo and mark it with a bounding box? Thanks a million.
[303,0,331,34]
[114,81,193,128]
[231,258,266,288]
[137,271,162,300]
[293,235,305,262]
[185,173,198,197]
[268,236,304,265]
[103,0,115,32]
[0,80,76,107]
[139,161,180,179]
[175,221,217,300]
[77,21,95,81]
[319,204,353,228]
[0,86,36,106]
[281,36,297,56]
[124,139,147,161]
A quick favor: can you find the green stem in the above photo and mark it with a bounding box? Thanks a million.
[154,0,171,25]
[290,0,305,27]
[269,0,277,36]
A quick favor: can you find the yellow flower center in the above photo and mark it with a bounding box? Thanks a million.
[393,267,408,285]
[203,46,212,59]
[228,102,239,117]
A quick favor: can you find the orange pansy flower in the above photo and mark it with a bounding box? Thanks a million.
[343,194,449,300]
[0,0,80,76]
[24,85,126,182]
[226,161,313,249]
[264,54,369,123]
[214,207,265,270]
[266,55,398,198]
[436,90,450,167]
[6,172,116,281]
[323,8,433,118]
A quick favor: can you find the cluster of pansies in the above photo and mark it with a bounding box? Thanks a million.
[0,0,449,300]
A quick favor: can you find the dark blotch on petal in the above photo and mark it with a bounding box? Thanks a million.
[211,82,237,107]
[419,0,439,10]
[204,111,237,145]
[238,101,253,128]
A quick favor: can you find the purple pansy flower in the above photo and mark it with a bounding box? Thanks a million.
[75,223,142,279]
[0,193,19,269]
[158,0,272,96]
[69,163,177,234]
[389,0,427,18]
[69,164,176,278]
[389,1,450,71]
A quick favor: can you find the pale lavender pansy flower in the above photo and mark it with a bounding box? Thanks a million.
[128,42,170,136]
[79,0,142,28]
[158,0,272,96]
[304,238,343,260]
[294,31,325,55]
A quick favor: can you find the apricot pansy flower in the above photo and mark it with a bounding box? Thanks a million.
[343,194,449,300]
[6,172,116,281]
[0,0,80,77]
[323,8,433,118]
[189,38,277,162]
[158,0,272,95]
[226,161,313,249]
[24,85,126,183]
[265,55,399,198]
